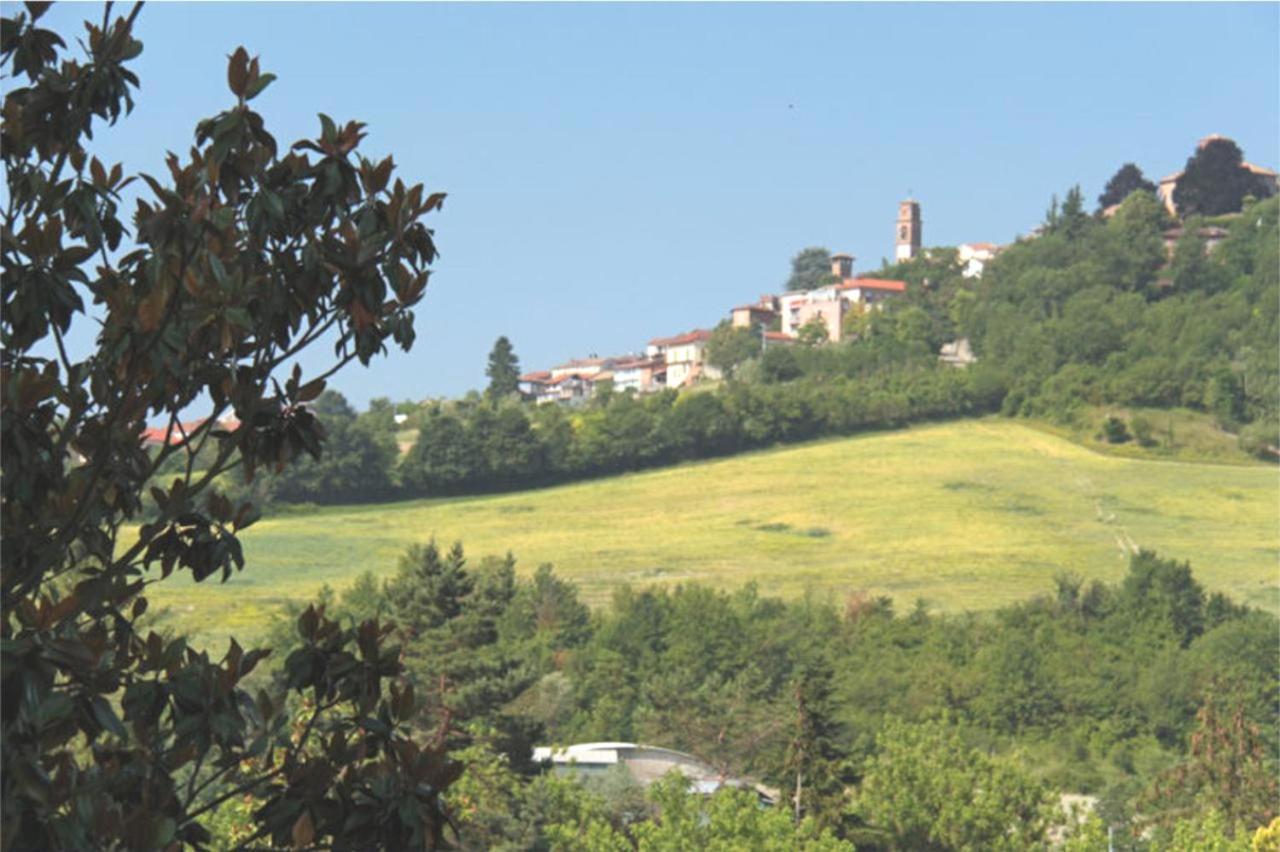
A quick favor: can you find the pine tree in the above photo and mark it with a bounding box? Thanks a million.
[1060,185,1089,239]
[784,658,847,830]
[387,543,532,741]
[1098,163,1157,210]
[486,335,521,399]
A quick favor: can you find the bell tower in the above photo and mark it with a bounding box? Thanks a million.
[896,199,922,261]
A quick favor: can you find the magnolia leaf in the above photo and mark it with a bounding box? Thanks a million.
[227,47,250,97]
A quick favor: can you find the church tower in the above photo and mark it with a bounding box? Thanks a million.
[896,199,922,261]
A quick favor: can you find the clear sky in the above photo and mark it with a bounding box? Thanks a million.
[39,1,1280,408]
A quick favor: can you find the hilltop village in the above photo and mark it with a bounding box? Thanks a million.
[518,133,1280,409]
[518,199,1002,405]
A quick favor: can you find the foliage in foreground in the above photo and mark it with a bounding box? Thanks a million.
[1,5,454,848]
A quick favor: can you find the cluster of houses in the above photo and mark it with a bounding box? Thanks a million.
[519,199,1004,405]
[517,261,909,404]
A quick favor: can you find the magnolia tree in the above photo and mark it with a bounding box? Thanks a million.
[1,4,458,849]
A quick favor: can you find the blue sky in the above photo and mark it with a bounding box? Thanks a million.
[39,2,1280,408]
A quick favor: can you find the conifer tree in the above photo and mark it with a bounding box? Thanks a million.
[784,658,847,830]
[1098,162,1157,210]
[486,335,521,399]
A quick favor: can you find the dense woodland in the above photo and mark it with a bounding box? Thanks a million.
[225,545,1278,850]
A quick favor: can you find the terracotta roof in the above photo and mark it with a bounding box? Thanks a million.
[554,357,608,370]
[141,417,238,446]
[840,277,907,293]
[520,370,552,382]
[965,242,999,251]
[613,357,661,370]
[649,329,712,347]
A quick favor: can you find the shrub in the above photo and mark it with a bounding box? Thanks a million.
[1101,415,1131,444]
[1131,415,1157,447]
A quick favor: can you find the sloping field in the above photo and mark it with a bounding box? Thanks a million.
[148,419,1279,645]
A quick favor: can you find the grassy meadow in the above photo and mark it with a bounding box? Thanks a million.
[146,418,1279,646]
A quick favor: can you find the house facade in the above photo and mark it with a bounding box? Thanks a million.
[650,330,721,388]
[730,297,778,330]
[611,357,666,394]
[777,273,907,342]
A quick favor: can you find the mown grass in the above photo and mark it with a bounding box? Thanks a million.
[146,418,1279,647]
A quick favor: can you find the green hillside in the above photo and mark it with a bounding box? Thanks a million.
[147,418,1279,645]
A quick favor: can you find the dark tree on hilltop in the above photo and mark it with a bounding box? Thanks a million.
[485,335,521,399]
[785,246,839,292]
[0,6,457,849]
[1098,162,1157,210]
[1173,137,1277,217]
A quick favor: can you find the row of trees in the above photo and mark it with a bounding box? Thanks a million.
[247,359,1003,507]
[226,546,1277,849]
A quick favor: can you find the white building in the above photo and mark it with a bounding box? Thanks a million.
[957,242,1001,279]
[533,742,775,803]
[611,357,666,394]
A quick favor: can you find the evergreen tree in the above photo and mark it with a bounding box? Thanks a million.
[387,543,534,750]
[1173,138,1277,217]
[784,659,847,830]
[1060,185,1090,239]
[388,540,475,636]
[486,336,522,399]
[785,247,839,292]
[1098,163,1157,211]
